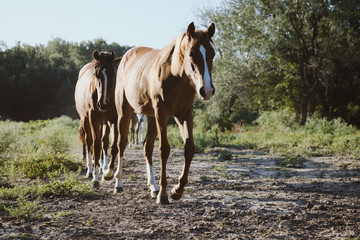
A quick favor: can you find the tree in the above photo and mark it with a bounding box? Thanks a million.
[199,0,360,128]
[0,39,131,121]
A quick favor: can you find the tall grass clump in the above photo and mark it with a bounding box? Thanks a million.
[0,116,82,180]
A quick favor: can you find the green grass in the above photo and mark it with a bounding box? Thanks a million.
[0,116,98,221]
[168,109,360,160]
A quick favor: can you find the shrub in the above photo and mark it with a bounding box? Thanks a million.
[4,197,46,220]
[19,153,81,179]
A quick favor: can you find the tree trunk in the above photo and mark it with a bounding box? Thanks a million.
[299,100,308,125]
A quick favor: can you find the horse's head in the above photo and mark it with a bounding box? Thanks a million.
[92,50,117,111]
[183,22,216,101]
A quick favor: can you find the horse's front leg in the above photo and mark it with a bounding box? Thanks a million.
[89,111,102,188]
[154,106,171,204]
[100,123,110,173]
[83,117,93,179]
[143,116,159,199]
[171,111,195,200]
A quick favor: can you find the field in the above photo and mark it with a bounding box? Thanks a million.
[1,114,360,239]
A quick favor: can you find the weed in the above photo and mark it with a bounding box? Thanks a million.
[267,192,275,198]
[86,220,94,226]
[218,150,233,161]
[50,210,71,226]
[5,234,38,240]
[129,174,137,181]
[277,156,306,168]
[4,197,46,220]
[199,175,211,182]
[338,162,351,171]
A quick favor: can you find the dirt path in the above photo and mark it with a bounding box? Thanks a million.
[1,145,360,239]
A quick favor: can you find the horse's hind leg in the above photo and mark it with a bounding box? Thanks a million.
[171,112,195,200]
[143,116,159,199]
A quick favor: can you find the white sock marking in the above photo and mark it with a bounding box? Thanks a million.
[86,152,93,176]
[146,162,159,192]
[93,165,100,182]
[114,156,124,188]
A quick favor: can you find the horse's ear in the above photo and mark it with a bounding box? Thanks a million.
[92,50,100,60]
[110,51,115,60]
[207,23,215,38]
[114,56,122,66]
[187,22,195,39]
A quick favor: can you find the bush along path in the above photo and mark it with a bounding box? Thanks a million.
[1,144,360,239]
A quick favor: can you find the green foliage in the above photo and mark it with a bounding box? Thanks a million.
[198,0,360,128]
[0,172,95,202]
[18,153,81,179]
[218,150,233,161]
[0,39,130,121]
[40,172,96,198]
[4,197,46,220]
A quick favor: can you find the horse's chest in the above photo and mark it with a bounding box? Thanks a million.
[163,83,195,115]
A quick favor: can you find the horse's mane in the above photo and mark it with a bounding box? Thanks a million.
[157,32,187,74]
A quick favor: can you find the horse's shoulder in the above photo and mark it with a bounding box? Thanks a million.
[78,62,93,79]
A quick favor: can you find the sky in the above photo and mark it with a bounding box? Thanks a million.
[0,0,222,49]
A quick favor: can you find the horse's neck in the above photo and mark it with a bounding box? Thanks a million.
[170,34,188,77]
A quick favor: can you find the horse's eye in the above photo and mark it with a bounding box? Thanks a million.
[191,63,196,72]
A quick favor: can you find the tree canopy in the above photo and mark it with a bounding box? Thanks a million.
[0,38,130,121]
[199,0,360,128]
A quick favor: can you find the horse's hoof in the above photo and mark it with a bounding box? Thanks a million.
[156,195,170,205]
[93,181,100,188]
[103,175,114,181]
[114,187,124,194]
[170,187,183,200]
[171,192,182,200]
[151,190,159,199]
[86,173,93,179]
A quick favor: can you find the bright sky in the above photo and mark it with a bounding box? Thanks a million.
[0,0,222,49]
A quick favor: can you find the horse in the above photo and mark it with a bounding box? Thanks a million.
[74,50,121,188]
[107,22,216,203]
[135,113,147,144]
[129,112,138,146]
[129,113,147,145]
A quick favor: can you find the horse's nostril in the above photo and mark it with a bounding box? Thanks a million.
[212,87,215,96]
[199,87,206,99]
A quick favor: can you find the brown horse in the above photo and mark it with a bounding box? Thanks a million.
[111,22,215,203]
[75,50,120,188]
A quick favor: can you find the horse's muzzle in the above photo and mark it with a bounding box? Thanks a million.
[199,85,215,100]
[98,101,109,111]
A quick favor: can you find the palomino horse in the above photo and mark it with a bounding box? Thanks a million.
[109,22,216,203]
[75,51,120,187]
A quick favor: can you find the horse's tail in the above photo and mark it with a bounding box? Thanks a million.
[78,126,86,144]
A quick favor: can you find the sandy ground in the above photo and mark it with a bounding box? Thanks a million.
[1,145,360,239]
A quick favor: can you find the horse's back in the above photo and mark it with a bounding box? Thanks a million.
[116,47,159,115]
[75,63,93,117]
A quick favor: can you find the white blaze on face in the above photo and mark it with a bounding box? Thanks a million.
[199,44,213,99]
[101,68,108,105]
